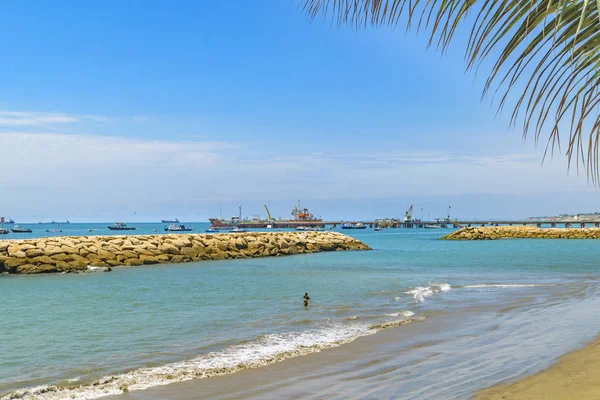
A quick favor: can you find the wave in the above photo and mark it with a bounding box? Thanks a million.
[1,318,421,400]
[462,284,558,289]
[405,283,451,303]
[385,311,415,318]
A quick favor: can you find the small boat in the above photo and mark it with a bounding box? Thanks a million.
[164,224,194,232]
[295,226,308,231]
[205,226,219,233]
[341,222,367,229]
[161,219,180,224]
[11,225,32,233]
[230,227,248,233]
[424,224,439,229]
[0,228,8,234]
[51,220,70,224]
[374,227,382,231]
[46,228,63,233]
[108,222,136,231]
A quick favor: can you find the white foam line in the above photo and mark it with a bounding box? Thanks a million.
[1,318,420,400]
[463,284,558,288]
[405,283,451,303]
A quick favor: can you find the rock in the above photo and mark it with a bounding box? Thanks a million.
[158,243,179,255]
[17,263,57,274]
[31,256,57,265]
[139,255,159,264]
[44,246,65,256]
[124,258,143,266]
[25,248,46,258]
[68,260,88,270]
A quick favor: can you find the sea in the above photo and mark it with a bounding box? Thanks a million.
[2,223,600,399]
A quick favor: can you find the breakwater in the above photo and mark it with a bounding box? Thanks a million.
[442,226,600,240]
[0,231,371,274]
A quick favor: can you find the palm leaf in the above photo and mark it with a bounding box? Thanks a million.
[300,0,600,184]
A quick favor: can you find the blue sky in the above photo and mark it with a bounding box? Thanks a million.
[0,1,596,222]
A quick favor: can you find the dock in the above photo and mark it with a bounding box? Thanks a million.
[230,219,600,229]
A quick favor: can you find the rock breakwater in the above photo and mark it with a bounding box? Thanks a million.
[442,226,600,240]
[0,231,371,274]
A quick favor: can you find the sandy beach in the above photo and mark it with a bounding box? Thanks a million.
[476,335,600,399]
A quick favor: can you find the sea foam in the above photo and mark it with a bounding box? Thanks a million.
[463,284,558,289]
[1,319,420,400]
[405,283,451,303]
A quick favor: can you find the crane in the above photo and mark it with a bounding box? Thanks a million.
[264,204,273,221]
[404,205,414,223]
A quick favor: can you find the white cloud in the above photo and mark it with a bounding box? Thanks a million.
[0,111,111,126]
[0,131,592,220]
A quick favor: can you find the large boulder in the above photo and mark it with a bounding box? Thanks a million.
[158,243,180,255]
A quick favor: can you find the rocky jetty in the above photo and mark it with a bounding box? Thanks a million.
[0,231,371,274]
[442,226,600,240]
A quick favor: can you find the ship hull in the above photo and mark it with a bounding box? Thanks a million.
[108,227,136,231]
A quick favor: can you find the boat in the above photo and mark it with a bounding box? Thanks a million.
[205,227,219,233]
[108,222,136,231]
[161,219,180,224]
[295,226,309,231]
[4,219,14,224]
[164,224,194,232]
[374,227,382,231]
[50,220,70,224]
[0,228,8,234]
[11,225,32,233]
[230,227,248,233]
[46,228,63,233]
[341,222,367,229]
[424,224,439,229]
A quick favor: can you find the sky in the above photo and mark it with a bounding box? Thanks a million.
[0,0,597,222]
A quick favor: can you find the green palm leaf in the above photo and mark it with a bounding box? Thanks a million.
[301,0,600,184]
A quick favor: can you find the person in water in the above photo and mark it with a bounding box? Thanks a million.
[303,293,311,307]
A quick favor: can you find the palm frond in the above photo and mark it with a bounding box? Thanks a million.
[301,0,600,184]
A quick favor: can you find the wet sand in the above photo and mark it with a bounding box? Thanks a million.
[106,315,437,400]
[476,336,600,400]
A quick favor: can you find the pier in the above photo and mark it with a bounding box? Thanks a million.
[321,220,600,229]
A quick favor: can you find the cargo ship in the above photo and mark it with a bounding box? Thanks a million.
[208,201,324,229]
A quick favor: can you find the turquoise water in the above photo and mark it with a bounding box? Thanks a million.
[2,227,600,399]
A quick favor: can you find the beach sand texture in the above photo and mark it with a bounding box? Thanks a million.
[477,337,600,399]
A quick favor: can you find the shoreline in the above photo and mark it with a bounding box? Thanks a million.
[475,334,600,399]
[0,231,370,274]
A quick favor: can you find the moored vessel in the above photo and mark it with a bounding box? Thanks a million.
[11,225,32,233]
[108,222,136,231]
[341,222,367,229]
[0,228,8,234]
[161,219,180,224]
[209,201,324,229]
[164,224,194,232]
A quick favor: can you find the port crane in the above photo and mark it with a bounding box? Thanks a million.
[404,205,414,222]
[264,205,274,221]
